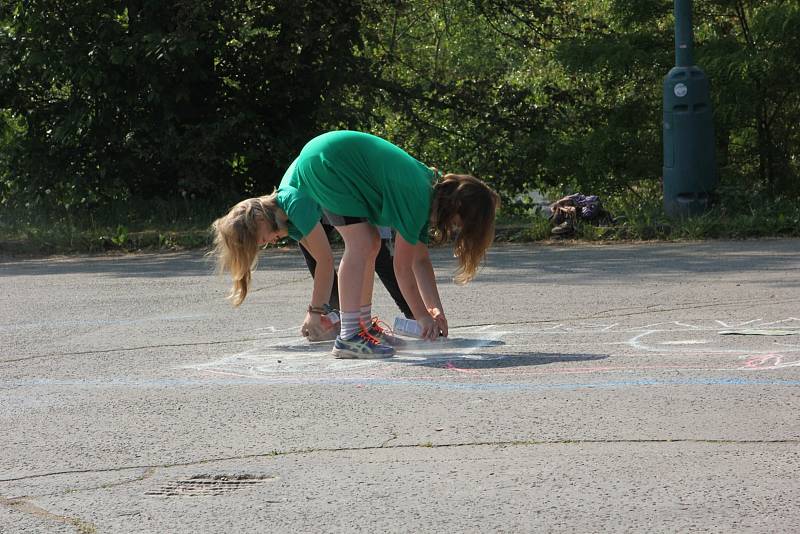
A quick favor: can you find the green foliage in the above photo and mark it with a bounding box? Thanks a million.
[1,0,799,247]
[110,224,129,247]
[1,0,371,227]
[354,0,800,204]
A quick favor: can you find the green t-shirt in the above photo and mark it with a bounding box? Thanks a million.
[276,172,321,241]
[282,131,435,244]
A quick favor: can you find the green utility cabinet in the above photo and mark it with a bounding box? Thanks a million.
[662,0,717,217]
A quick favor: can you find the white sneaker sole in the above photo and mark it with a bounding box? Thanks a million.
[332,346,395,359]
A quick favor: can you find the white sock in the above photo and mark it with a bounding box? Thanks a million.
[360,304,372,326]
[340,311,361,339]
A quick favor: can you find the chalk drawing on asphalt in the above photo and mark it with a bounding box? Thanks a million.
[188,326,510,379]
[185,318,800,381]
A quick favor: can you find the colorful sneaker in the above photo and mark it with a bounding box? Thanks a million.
[332,329,395,359]
[366,318,406,347]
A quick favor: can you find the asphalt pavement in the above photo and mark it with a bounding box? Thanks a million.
[1,239,799,532]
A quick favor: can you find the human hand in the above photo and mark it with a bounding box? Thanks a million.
[301,311,323,338]
[428,307,448,338]
[416,314,439,341]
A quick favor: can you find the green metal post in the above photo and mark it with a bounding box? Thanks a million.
[675,0,693,67]
[662,0,718,217]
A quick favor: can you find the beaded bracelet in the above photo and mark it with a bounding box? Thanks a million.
[307,306,326,314]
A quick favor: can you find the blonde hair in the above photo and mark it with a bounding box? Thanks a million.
[430,174,500,284]
[209,190,282,306]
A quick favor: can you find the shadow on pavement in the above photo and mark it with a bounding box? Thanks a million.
[397,352,608,369]
[481,242,800,288]
[269,337,506,354]
[5,241,799,290]
[267,338,607,370]
[0,248,307,278]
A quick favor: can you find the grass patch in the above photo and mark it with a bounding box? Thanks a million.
[497,208,800,243]
[0,194,225,256]
[497,185,800,243]
[2,191,799,256]
[0,224,212,256]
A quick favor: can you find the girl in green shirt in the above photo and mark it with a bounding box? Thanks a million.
[211,131,499,359]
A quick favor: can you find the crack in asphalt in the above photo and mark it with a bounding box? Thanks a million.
[463,298,797,329]
[0,338,263,364]
[3,467,158,502]
[1,438,797,484]
[0,494,98,533]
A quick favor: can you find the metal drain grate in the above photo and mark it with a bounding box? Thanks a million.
[146,474,275,496]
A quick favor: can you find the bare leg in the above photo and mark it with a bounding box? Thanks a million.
[335,223,380,315]
[331,223,396,359]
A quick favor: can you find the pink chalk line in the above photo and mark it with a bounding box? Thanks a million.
[741,354,800,370]
[444,361,479,375]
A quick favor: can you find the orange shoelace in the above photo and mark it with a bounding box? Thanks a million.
[368,316,395,336]
[356,317,395,345]
[357,324,382,345]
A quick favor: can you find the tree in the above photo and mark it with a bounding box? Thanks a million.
[0,0,372,223]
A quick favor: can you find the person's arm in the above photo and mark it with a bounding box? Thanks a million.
[298,222,335,337]
[393,234,445,339]
[411,246,442,310]
[411,245,448,337]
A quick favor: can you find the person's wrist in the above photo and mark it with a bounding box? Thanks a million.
[308,305,326,314]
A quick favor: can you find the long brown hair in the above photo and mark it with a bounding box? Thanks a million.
[430,174,500,284]
[209,191,282,306]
